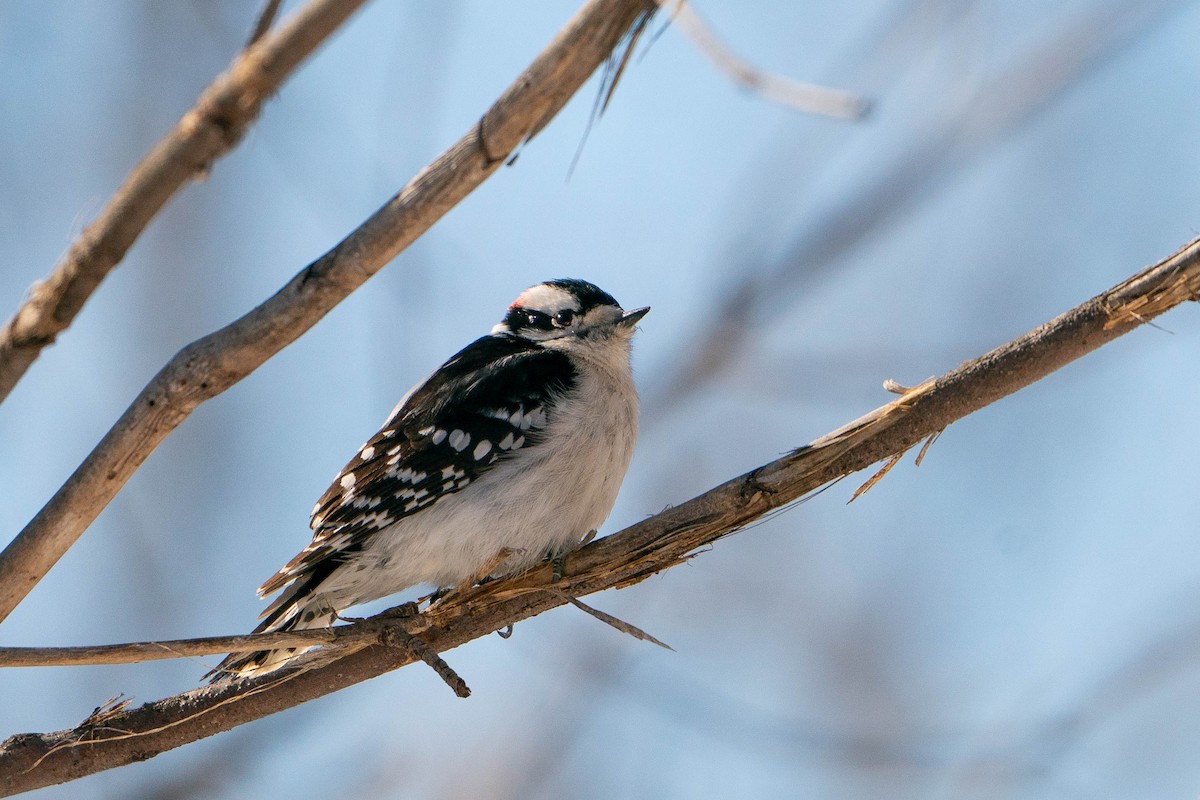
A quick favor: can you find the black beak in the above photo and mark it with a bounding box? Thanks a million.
[616,306,650,328]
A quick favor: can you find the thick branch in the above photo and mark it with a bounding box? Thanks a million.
[0,0,369,404]
[1,237,1197,795]
[0,0,658,625]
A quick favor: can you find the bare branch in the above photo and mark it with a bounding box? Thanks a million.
[0,0,370,405]
[1,236,1198,794]
[0,624,369,667]
[0,0,660,626]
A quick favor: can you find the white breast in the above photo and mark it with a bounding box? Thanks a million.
[321,338,639,605]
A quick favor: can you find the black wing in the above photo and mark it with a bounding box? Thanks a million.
[259,335,576,597]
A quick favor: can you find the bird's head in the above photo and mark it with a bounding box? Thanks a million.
[492,279,649,348]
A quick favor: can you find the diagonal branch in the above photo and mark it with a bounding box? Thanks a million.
[1,236,1198,795]
[0,0,659,626]
[0,0,370,405]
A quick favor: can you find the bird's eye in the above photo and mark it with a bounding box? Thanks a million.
[552,310,575,327]
[525,311,552,329]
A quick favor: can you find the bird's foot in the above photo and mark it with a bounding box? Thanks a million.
[549,531,595,582]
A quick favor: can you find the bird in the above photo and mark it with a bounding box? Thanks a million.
[209,278,648,679]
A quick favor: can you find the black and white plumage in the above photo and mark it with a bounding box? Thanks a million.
[211,279,648,679]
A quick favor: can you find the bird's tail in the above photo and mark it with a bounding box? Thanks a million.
[205,582,337,683]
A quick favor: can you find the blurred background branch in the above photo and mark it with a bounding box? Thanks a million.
[651,0,1182,411]
[0,0,368,405]
[652,0,870,118]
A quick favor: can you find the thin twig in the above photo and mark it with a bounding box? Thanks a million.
[848,451,904,502]
[377,625,471,698]
[247,0,286,47]
[2,235,1199,794]
[0,614,437,667]
[0,0,660,627]
[560,594,674,651]
[913,429,942,467]
[0,0,369,405]
[653,0,869,119]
